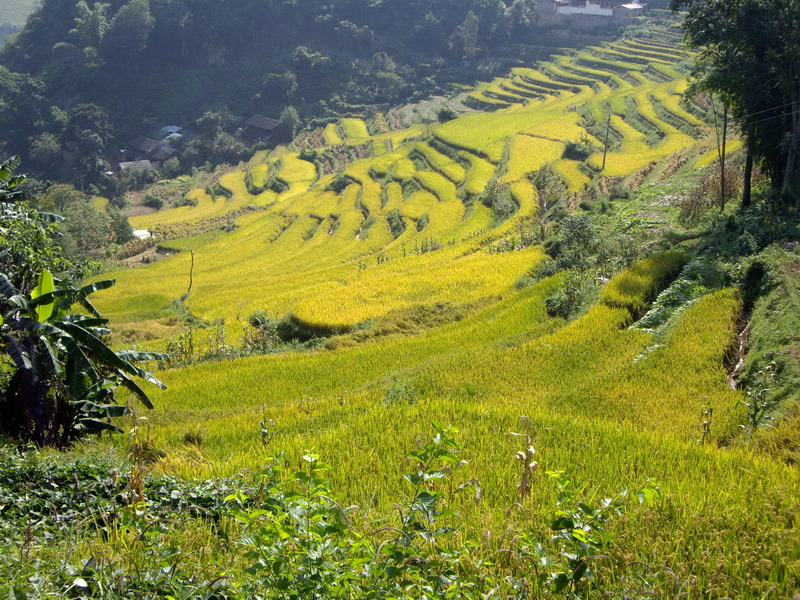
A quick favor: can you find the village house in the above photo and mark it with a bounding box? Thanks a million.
[240,114,280,143]
[159,125,184,137]
[534,0,647,28]
[127,135,160,160]
[149,143,178,165]
[124,133,180,169]
[554,0,646,16]
[118,160,156,175]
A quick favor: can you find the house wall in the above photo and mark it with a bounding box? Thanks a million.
[612,5,644,17]
[534,0,645,29]
[557,2,613,16]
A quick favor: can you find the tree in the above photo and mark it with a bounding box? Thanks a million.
[0,69,46,155]
[437,107,458,123]
[279,106,301,139]
[375,71,404,98]
[195,109,237,138]
[34,183,83,213]
[34,185,117,255]
[257,71,299,105]
[480,178,516,219]
[461,10,480,60]
[69,0,110,48]
[0,174,163,446]
[65,103,113,147]
[29,133,63,171]
[60,200,115,253]
[109,210,134,244]
[0,268,165,446]
[102,0,155,60]
[671,0,800,198]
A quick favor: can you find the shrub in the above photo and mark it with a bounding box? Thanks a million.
[383,376,418,405]
[599,249,688,316]
[437,107,459,123]
[545,269,595,319]
[562,139,595,161]
[242,311,281,354]
[299,148,318,162]
[328,174,351,192]
[387,208,405,238]
[480,179,517,220]
[142,194,163,210]
[0,270,165,446]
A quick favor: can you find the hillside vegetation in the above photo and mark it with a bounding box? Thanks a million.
[2,15,800,600]
[0,0,540,187]
[95,23,707,343]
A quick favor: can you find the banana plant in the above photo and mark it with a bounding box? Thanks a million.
[0,155,26,203]
[0,269,166,446]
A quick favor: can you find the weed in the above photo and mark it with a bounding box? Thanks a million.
[383,376,418,406]
[741,363,780,438]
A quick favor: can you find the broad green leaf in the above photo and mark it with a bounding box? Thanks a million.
[76,418,123,434]
[118,373,155,409]
[117,350,169,363]
[58,322,166,390]
[0,273,19,297]
[2,334,33,370]
[31,270,55,322]
[551,516,574,531]
[38,336,62,376]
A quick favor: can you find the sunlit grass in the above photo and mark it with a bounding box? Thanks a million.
[323,123,342,145]
[340,118,370,140]
[78,33,800,595]
[502,135,564,183]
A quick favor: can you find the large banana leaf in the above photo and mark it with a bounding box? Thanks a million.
[30,270,55,322]
[1,268,167,445]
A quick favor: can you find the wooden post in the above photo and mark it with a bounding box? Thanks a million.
[187,250,195,294]
[743,133,754,208]
[720,103,728,211]
[601,115,611,171]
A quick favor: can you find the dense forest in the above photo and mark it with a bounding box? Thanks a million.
[0,0,537,188]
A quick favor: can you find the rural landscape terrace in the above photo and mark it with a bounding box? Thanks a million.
[0,0,799,598]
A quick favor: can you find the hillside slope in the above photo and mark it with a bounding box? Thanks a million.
[58,23,800,597]
[95,27,708,343]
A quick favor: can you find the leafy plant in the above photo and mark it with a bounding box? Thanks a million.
[517,470,660,598]
[225,424,479,598]
[383,375,418,406]
[544,270,595,319]
[741,362,780,438]
[0,270,165,446]
[0,155,26,203]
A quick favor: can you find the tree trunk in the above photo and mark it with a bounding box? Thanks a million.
[743,136,754,208]
[782,89,800,194]
[3,368,53,446]
[720,103,728,211]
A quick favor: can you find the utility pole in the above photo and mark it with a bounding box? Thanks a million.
[720,103,728,211]
[601,115,611,171]
[710,94,728,211]
[187,250,195,294]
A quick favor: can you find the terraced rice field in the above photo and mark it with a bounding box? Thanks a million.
[85,25,800,597]
[100,32,714,341]
[105,248,799,597]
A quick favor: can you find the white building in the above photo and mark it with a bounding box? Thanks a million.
[553,0,646,17]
